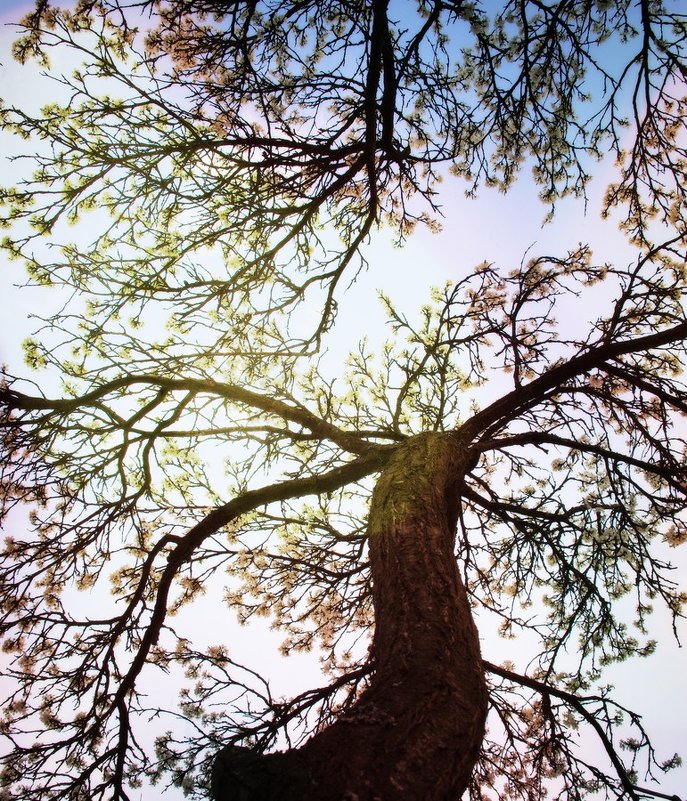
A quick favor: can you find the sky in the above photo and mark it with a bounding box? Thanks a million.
[0,3,686,800]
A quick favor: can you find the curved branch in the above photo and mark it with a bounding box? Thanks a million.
[109,446,391,712]
[484,661,683,801]
[460,321,687,441]
[598,362,687,415]
[476,431,684,493]
[1,373,375,455]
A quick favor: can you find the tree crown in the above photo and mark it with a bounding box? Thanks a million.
[0,2,686,800]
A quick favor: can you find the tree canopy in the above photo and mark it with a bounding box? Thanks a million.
[0,2,686,800]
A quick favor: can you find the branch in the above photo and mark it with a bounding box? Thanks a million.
[1,373,375,455]
[599,362,687,415]
[484,661,683,801]
[109,445,391,712]
[460,322,687,441]
[476,431,684,494]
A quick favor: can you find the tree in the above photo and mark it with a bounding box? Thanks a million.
[0,1,686,799]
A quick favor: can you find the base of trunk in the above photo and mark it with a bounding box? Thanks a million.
[213,433,487,801]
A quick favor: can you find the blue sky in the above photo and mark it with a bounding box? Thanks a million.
[0,4,686,800]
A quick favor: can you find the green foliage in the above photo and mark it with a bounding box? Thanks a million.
[0,2,685,801]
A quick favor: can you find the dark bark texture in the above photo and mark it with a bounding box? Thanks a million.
[212,432,488,800]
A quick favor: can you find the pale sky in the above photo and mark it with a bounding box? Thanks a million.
[0,4,685,800]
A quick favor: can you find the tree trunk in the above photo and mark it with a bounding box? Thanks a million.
[212,433,488,800]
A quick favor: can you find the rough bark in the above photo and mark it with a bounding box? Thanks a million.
[212,432,488,800]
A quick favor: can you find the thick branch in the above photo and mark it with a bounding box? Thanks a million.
[460,322,687,441]
[110,446,392,710]
[1,374,374,455]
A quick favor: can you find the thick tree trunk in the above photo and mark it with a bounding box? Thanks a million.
[212,433,488,800]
